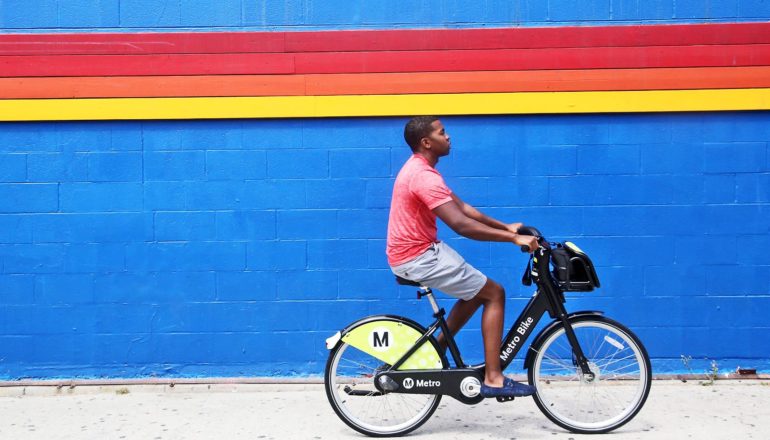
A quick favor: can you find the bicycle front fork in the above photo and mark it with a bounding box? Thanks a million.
[559,315,595,380]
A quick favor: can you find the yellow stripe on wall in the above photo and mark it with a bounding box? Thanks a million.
[2,88,769,121]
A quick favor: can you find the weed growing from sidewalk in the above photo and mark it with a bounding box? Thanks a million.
[703,360,719,386]
[680,355,694,382]
[680,355,720,386]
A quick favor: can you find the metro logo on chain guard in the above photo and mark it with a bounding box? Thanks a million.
[341,320,442,370]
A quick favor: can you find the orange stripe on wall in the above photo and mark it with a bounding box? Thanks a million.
[0,75,307,99]
[3,66,770,99]
[307,66,770,95]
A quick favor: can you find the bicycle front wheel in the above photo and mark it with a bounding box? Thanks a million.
[324,317,444,437]
[529,315,651,434]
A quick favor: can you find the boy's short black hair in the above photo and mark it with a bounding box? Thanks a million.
[404,116,440,151]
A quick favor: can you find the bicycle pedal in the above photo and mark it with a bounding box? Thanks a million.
[495,396,515,403]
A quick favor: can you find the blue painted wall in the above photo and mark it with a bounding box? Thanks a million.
[1,1,770,379]
[1,114,768,379]
[1,0,770,31]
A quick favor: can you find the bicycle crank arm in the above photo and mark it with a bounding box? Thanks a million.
[374,368,485,405]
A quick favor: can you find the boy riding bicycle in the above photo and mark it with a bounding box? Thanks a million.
[387,116,539,398]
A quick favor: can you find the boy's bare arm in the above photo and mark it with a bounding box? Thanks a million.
[433,199,537,251]
[450,193,522,234]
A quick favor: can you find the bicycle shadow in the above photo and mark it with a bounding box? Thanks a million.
[413,398,652,439]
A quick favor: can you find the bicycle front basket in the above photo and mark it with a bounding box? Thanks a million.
[550,241,601,292]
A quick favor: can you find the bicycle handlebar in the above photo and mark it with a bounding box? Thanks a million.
[516,225,542,237]
[516,226,548,253]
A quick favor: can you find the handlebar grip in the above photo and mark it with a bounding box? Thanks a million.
[520,245,530,253]
[516,225,542,237]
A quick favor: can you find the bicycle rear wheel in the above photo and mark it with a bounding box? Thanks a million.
[324,318,444,437]
[528,315,651,434]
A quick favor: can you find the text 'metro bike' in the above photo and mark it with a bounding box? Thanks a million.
[324,227,651,436]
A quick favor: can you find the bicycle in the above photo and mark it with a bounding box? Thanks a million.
[324,226,652,436]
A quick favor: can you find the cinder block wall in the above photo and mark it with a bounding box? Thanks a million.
[1,1,769,379]
[2,0,769,30]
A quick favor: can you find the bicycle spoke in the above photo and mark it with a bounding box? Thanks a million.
[531,319,650,434]
[595,353,637,371]
[338,357,377,372]
[541,352,578,371]
[326,336,442,437]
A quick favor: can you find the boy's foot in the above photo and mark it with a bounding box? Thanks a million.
[480,378,536,398]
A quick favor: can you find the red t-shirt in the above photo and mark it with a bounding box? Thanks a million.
[386,154,453,266]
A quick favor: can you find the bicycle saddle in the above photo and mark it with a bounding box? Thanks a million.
[394,276,421,287]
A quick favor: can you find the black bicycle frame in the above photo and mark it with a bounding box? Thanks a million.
[499,246,592,375]
[388,286,467,371]
[388,245,594,378]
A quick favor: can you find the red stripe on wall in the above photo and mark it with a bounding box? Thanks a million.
[284,22,770,52]
[0,32,286,55]
[3,44,769,77]
[293,45,770,74]
[1,22,768,56]
[0,53,295,77]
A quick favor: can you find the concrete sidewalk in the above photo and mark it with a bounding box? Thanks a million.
[1,380,768,439]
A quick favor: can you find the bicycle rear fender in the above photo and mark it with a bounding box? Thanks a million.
[522,311,604,371]
[325,315,444,370]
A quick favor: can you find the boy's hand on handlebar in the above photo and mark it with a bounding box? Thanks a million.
[514,234,539,254]
[506,222,524,234]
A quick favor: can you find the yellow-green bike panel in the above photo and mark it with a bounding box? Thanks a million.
[341,320,442,370]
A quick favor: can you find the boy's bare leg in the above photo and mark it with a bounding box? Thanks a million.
[435,278,506,387]
[436,298,481,350]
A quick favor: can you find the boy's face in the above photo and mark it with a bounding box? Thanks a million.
[425,120,451,157]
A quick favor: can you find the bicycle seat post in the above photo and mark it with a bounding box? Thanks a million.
[419,286,441,315]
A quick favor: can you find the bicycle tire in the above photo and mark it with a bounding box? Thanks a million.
[324,316,445,437]
[528,315,651,434]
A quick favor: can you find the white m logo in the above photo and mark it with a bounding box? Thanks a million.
[370,328,391,352]
[402,378,414,389]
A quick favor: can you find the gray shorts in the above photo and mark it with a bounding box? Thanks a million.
[390,241,488,301]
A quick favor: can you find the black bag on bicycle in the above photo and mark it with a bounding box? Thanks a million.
[550,242,600,292]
